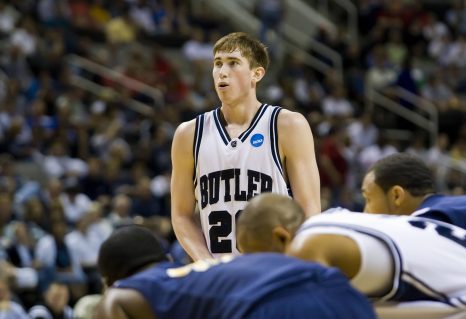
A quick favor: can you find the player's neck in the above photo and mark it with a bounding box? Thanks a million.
[401,196,426,215]
[220,99,262,125]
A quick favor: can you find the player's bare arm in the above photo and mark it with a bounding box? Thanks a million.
[278,110,321,216]
[171,120,212,261]
[286,233,361,279]
[93,288,156,319]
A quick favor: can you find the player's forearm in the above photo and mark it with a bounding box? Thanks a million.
[172,215,212,261]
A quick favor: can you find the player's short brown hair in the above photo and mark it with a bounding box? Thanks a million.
[213,32,269,71]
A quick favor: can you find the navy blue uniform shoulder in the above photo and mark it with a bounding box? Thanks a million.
[114,253,375,319]
[417,194,466,229]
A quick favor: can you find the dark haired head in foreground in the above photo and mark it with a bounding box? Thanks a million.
[98,225,168,286]
[362,153,434,215]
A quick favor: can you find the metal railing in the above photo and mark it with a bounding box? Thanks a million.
[366,86,466,188]
[393,86,438,145]
[65,54,164,117]
[366,87,438,146]
[281,22,343,82]
[302,0,358,43]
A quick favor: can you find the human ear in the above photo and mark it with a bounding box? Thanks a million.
[252,67,265,83]
[272,226,292,252]
[390,185,406,208]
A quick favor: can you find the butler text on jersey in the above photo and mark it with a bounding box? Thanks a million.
[199,169,273,208]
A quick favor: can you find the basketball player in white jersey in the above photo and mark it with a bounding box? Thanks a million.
[171,32,320,260]
[237,194,466,318]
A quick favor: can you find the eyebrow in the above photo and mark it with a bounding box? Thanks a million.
[214,56,242,62]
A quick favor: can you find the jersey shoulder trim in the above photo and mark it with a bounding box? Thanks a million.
[270,106,283,176]
[193,113,205,178]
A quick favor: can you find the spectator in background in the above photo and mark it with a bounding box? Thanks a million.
[60,177,92,225]
[346,113,379,152]
[34,140,88,180]
[105,4,137,45]
[255,0,286,59]
[106,194,133,229]
[405,131,428,159]
[421,73,454,112]
[182,27,214,94]
[130,176,163,219]
[2,222,39,309]
[445,33,466,68]
[385,28,407,68]
[0,267,29,319]
[318,125,349,207]
[40,178,62,213]
[365,45,397,93]
[66,203,110,295]
[10,16,38,57]
[22,198,48,239]
[34,219,86,298]
[450,123,466,161]
[0,1,20,37]
[79,157,111,201]
[129,0,157,36]
[446,0,466,34]
[0,194,16,237]
[28,282,73,319]
[358,135,398,173]
[321,86,354,119]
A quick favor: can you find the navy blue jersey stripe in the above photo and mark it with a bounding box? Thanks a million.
[239,104,268,142]
[193,114,204,182]
[214,108,229,145]
[194,114,204,169]
[270,107,284,176]
[402,272,452,305]
[297,222,403,301]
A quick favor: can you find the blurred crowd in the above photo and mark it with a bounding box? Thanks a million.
[0,0,465,317]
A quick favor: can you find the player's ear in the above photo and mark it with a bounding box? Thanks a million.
[252,67,265,83]
[391,185,406,208]
[273,226,292,252]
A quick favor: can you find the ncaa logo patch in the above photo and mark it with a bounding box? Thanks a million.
[250,133,264,147]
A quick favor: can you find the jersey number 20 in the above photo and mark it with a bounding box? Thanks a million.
[209,210,242,253]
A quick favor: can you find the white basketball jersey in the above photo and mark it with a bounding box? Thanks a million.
[298,211,466,307]
[194,104,289,256]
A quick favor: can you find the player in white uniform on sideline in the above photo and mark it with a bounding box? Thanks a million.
[237,194,466,319]
[171,32,320,260]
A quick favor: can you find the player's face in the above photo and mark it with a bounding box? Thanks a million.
[362,171,393,214]
[213,49,256,104]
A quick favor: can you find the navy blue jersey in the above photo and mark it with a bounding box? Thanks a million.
[114,253,375,319]
[414,195,466,229]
